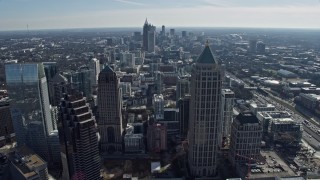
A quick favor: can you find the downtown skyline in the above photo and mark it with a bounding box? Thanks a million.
[1,0,320,31]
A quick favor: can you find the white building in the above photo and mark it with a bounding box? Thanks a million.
[249,103,275,115]
[89,58,100,86]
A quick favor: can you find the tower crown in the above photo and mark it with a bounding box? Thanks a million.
[197,41,217,64]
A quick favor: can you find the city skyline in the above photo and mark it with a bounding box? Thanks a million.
[1,0,320,31]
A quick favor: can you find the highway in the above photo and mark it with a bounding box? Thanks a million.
[226,72,320,145]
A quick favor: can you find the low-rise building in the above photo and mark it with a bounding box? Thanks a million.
[8,146,49,180]
[124,123,145,153]
[147,123,167,153]
[249,103,275,115]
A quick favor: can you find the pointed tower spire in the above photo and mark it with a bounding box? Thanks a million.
[196,40,217,64]
[145,18,148,25]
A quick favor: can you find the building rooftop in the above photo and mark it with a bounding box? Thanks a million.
[8,146,47,179]
[101,65,114,73]
[236,112,260,125]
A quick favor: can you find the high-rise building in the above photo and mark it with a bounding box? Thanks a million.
[5,63,53,161]
[58,92,101,180]
[147,30,155,53]
[142,18,156,52]
[219,89,235,148]
[229,112,263,167]
[177,95,190,140]
[120,52,135,68]
[170,29,175,37]
[182,31,187,37]
[64,67,92,98]
[176,76,190,101]
[48,73,69,106]
[188,42,223,177]
[249,39,257,53]
[161,25,165,36]
[153,94,164,120]
[0,98,15,147]
[43,62,58,82]
[89,58,100,86]
[98,66,123,153]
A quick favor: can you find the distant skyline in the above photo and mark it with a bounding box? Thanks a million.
[1,0,320,31]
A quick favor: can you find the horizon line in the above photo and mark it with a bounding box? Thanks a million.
[1,26,320,32]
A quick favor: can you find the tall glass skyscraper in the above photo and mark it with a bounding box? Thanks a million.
[5,63,53,161]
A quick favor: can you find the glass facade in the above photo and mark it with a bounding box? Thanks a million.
[5,63,53,161]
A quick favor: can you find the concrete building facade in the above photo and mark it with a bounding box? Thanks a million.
[188,43,223,177]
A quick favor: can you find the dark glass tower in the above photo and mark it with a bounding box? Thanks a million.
[5,63,53,161]
[58,92,100,180]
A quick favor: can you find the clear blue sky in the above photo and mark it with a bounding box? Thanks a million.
[0,0,319,30]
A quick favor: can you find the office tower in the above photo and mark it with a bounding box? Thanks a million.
[58,92,100,180]
[8,146,49,180]
[182,31,187,37]
[64,67,92,98]
[176,76,190,101]
[219,89,235,148]
[249,39,257,53]
[0,98,15,147]
[147,123,167,153]
[188,42,223,177]
[120,52,135,67]
[133,31,142,41]
[256,41,266,54]
[153,94,164,120]
[48,73,69,106]
[89,58,100,86]
[161,25,165,36]
[5,63,53,161]
[147,30,155,53]
[170,29,175,37]
[177,95,190,140]
[98,66,123,153]
[43,62,58,82]
[154,71,162,94]
[142,18,156,52]
[229,112,262,167]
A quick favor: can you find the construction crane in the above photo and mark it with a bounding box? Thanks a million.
[235,154,259,180]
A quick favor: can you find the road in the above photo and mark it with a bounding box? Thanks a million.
[226,72,320,145]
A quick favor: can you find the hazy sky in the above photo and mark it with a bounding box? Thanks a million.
[0,0,320,30]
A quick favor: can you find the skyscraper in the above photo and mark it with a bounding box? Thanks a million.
[89,58,100,86]
[219,89,235,148]
[188,42,223,177]
[177,95,190,140]
[98,66,123,153]
[58,92,101,180]
[142,18,156,52]
[5,63,53,161]
[0,98,15,146]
